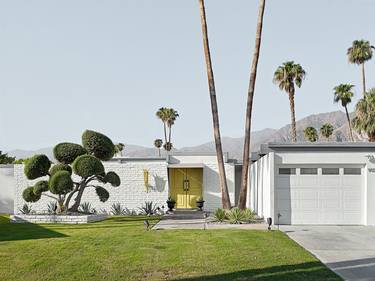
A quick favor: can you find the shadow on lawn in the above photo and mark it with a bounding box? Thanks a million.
[0,216,67,242]
[175,261,341,281]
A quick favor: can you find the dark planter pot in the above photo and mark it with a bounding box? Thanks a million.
[196,200,205,211]
[167,201,175,211]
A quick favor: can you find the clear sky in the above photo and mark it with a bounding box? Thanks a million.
[1,0,375,151]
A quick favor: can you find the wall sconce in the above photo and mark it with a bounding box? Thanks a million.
[143,169,150,193]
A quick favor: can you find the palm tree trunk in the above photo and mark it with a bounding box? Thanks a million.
[168,125,172,143]
[238,0,266,210]
[199,0,231,209]
[158,148,161,157]
[163,123,168,145]
[288,91,297,142]
[362,63,366,95]
[345,106,354,141]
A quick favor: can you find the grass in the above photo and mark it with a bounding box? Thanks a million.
[0,215,341,281]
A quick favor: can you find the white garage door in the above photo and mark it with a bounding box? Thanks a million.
[275,166,363,225]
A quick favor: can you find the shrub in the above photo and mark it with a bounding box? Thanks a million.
[95,186,109,202]
[47,201,57,214]
[123,208,137,216]
[72,155,104,178]
[111,202,126,215]
[49,171,74,195]
[227,208,246,224]
[213,208,226,222]
[19,203,33,214]
[22,186,41,202]
[82,130,115,161]
[242,208,255,222]
[53,142,87,164]
[104,171,120,187]
[33,180,49,195]
[24,154,51,180]
[49,163,72,177]
[139,201,158,215]
[79,202,97,214]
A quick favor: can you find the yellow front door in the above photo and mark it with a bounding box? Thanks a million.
[169,168,203,209]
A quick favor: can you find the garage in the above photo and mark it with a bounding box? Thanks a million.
[275,165,364,225]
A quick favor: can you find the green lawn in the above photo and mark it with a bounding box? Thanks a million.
[0,215,341,281]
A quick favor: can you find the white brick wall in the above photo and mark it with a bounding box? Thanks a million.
[0,165,14,213]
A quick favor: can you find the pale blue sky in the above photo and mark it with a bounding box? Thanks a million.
[1,0,375,151]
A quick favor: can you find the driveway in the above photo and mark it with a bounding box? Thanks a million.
[280,225,375,281]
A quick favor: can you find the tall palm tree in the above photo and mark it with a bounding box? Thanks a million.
[347,40,374,95]
[304,127,318,142]
[198,0,231,209]
[156,107,179,151]
[156,107,169,145]
[333,84,354,141]
[353,88,375,141]
[273,61,306,142]
[320,123,334,141]
[238,0,266,210]
[154,139,163,156]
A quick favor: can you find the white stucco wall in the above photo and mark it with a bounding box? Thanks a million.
[14,160,169,214]
[0,165,15,213]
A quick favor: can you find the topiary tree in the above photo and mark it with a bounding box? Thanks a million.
[21,130,121,213]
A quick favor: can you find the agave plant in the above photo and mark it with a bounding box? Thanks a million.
[227,208,246,224]
[123,208,137,216]
[213,208,226,222]
[139,201,158,216]
[19,203,33,214]
[47,201,58,214]
[242,209,255,222]
[111,202,126,215]
[78,202,97,214]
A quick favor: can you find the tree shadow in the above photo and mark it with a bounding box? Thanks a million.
[0,216,67,242]
[175,262,341,281]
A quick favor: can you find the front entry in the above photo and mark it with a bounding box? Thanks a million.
[169,168,203,209]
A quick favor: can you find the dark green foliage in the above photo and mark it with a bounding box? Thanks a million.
[19,203,33,214]
[95,186,109,202]
[0,151,15,164]
[104,171,120,187]
[22,186,41,202]
[72,155,104,178]
[82,130,115,161]
[139,201,158,215]
[110,202,126,215]
[49,163,72,177]
[24,154,51,180]
[33,180,49,195]
[53,143,87,164]
[49,171,74,195]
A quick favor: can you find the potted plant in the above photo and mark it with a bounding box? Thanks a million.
[196,197,205,211]
[166,196,176,211]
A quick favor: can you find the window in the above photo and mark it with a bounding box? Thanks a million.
[344,168,361,175]
[300,168,318,175]
[322,168,340,175]
[279,168,296,175]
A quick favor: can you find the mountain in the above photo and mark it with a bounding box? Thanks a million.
[7,110,363,161]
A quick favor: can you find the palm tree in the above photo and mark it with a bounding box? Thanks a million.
[320,123,334,141]
[304,127,318,142]
[198,0,231,209]
[166,108,179,145]
[238,0,266,210]
[156,107,179,151]
[154,139,163,156]
[347,40,374,95]
[273,61,306,142]
[353,88,375,141]
[333,84,354,141]
[156,107,169,145]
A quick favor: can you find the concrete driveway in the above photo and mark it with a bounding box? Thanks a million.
[280,225,375,281]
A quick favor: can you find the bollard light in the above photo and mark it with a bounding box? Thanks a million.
[267,217,272,231]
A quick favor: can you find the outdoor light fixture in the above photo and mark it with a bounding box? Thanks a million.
[267,217,272,231]
[143,169,149,192]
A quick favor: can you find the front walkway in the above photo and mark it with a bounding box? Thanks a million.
[281,225,375,281]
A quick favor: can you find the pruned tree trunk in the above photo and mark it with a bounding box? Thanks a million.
[362,63,366,96]
[68,183,87,212]
[368,132,375,142]
[345,106,354,141]
[238,0,266,210]
[199,0,231,209]
[288,91,297,142]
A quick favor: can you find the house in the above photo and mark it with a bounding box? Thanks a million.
[248,143,375,226]
[13,153,238,214]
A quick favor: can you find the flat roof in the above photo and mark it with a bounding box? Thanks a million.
[168,163,205,168]
[262,142,375,153]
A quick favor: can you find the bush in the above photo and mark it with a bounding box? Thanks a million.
[104,171,120,187]
[53,142,87,164]
[111,202,126,215]
[72,155,104,178]
[22,186,41,202]
[49,163,72,177]
[213,208,226,222]
[19,203,33,214]
[82,130,115,161]
[47,201,57,214]
[139,201,158,215]
[33,180,49,195]
[227,208,246,224]
[95,186,109,202]
[79,202,97,214]
[24,154,51,180]
[49,171,74,195]
[242,208,255,222]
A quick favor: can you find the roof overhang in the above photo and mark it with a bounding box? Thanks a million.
[264,142,375,152]
[168,163,205,168]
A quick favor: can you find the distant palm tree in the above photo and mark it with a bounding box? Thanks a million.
[353,88,375,142]
[273,61,306,142]
[238,0,266,210]
[347,40,374,95]
[156,107,179,151]
[320,123,334,141]
[198,0,231,209]
[154,139,163,156]
[333,84,354,141]
[304,127,318,142]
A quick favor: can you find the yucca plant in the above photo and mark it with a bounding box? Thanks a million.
[111,202,126,215]
[139,201,158,216]
[47,201,57,214]
[227,207,246,224]
[123,208,137,216]
[78,202,97,214]
[213,208,226,222]
[19,203,33,214]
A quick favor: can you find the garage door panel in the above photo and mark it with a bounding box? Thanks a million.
[320,177,341,186]
[277,177,297,188]
[298,177,319,187]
